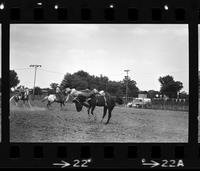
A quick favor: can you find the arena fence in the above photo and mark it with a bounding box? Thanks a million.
[145,99,188,111]
[122,97,189,112]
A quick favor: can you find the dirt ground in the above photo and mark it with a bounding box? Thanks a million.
[10,100,188,142]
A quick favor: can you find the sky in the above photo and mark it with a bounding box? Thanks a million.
[10,24,189,92]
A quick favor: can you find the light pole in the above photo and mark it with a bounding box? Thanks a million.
[29,64,42,100]
[124,69,130,105]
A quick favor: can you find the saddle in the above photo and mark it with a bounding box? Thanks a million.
[56,92,64,101]
[88,94,108,106]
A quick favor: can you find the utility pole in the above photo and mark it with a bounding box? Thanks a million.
[124,69,130,106]
[29,64,42,100]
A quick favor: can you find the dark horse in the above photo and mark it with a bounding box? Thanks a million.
[72,92,123,124]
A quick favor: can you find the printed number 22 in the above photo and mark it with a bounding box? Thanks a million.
[73,160,89,167]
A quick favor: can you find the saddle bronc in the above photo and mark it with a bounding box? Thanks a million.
[73,91,123,124]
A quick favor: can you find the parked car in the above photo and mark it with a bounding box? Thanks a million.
[127,98,151,108]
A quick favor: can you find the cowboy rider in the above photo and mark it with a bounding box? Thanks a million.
[17,85,25,99]
[56,86,62,100]
[56,86,60,93]
[97,90,107,106]
[86,89,107,106]
[24,87,29,98]
[65,88,107,106]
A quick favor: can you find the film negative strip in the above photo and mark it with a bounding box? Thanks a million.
[0,0,199,169]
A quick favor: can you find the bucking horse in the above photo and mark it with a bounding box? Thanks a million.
[72,91,123,124]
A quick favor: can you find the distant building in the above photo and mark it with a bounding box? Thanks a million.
[41,88,49,95]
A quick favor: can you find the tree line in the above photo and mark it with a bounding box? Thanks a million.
[9,69,188,99]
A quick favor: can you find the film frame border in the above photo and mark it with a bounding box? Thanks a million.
[0,0,199,168]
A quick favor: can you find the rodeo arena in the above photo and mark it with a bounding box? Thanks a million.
[9,71,189,143]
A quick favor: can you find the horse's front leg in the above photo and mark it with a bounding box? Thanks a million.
[91,106,96,121]
[101,107,107,123]
[47,101,52,109]
[23,100,26,108]
[28,100,32,108]
[87,106,90,115]
[87,106,92,120]
[60,102,63,110]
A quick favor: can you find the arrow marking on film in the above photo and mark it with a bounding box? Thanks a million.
[142,159,160,168]
[53,160,71,168]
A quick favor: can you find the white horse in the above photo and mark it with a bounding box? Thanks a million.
[41,88,68,109]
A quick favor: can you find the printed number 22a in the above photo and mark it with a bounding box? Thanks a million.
[161,160,184,167]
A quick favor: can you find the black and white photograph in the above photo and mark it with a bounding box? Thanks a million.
[9,24,189,142]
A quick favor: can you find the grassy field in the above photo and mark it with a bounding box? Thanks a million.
[10,99,188,142]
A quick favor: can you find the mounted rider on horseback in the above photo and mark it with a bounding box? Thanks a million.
[16,85,25,100]
[87,89,108,106]
[65,88,108,107]
[10,85,32,108]
[97,90,108,106]
[56,86,61,99]
[55,86,66,102]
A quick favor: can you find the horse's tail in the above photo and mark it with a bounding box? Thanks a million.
[65,94,70,103]
[10,95,15,103]
[41,96,48,102]
[115,96,123,105]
